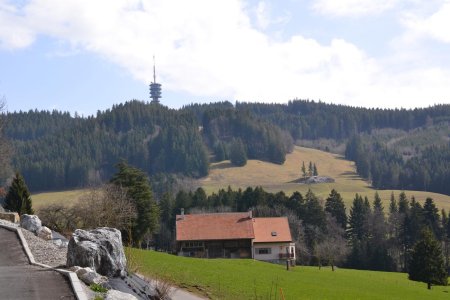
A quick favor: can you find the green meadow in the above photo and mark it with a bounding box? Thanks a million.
[130,249,449,299]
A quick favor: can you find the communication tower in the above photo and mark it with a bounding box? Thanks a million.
[150,56,162,104]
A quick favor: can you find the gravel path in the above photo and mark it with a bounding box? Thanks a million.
[0,219,67,267]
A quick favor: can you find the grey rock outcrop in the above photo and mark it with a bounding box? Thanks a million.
[105,290,138,300]
[67,227,127,277]
[70,266,108,285]
[37,226,52,240]
[303,176,335,184]
[20,214,42,233]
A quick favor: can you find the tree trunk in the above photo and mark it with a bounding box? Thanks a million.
[332,264,335,271]
[427,282,431,290]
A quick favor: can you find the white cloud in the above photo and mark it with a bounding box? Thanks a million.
[312,0,399,17]
[401,1,450,43]
[0,0,449,109]
[0,1,34,49]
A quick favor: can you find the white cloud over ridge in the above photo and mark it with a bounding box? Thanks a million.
[0,0,449,109]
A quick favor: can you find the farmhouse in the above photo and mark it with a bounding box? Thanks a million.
[176,211,295,264]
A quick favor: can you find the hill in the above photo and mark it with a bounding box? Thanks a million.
[199,146,450,210]
[130,249,449,299]
[4,100,450,196]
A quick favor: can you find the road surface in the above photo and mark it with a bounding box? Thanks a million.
[0,227,75,300]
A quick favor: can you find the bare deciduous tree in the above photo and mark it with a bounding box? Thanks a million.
[39,184,137,237]
[76,184,137,231]
[314,214,349,271]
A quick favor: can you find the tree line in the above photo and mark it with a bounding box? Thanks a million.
[346,136,450,195]
[155,186,448,285]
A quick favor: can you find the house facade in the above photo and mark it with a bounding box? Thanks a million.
[176,211,295,264]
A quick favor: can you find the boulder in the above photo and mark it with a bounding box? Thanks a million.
[53,239,69,248]
[37,226,52,240]
[20,214,42,233]
[105,290,138,300]
[67,227,127,277]
[0,212,20,223]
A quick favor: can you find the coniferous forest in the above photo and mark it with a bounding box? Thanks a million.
[2,99,450,196]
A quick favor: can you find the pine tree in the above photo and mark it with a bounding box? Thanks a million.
[301,161,307,179]
[389,192,397,214]
[110,161,160,246]
[229,138,247,167]
[4,172,34,215]
[409,229,447,289]
[325,189,347,229]
[423,198,441,239]
[308,161,313,177]
[313,163,318,176]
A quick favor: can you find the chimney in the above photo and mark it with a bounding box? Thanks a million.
[181,208,185,219]
[248,209,252,219]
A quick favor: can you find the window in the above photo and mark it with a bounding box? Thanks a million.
[271,231,277,236]
[257,248,271,255]
[183,241,204,248]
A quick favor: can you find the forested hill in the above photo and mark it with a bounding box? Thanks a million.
[4,100,450,194]
[5,101,291,191]
[234,101,450,140]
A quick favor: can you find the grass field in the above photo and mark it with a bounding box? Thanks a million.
[199,146,450,211]
[131,249,449,299]
[31,189,90,210]
[31,146,450,211]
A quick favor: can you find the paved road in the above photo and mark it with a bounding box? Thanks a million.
[0,227,75,300]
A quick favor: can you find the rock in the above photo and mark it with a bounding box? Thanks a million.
[303,176,335,184]
[52,239,69,248]
[37,226,52,240]
[69,266,82,273]
[70,266,108,285]
[80,269,107,285]
[67,227,127,277]
[105,290,138,300]
[20,214,42,233]
[0,212,20,223]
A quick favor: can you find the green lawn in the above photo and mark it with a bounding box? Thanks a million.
[130,249,449,299]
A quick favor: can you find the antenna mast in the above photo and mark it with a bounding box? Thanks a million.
[149,55,162,104]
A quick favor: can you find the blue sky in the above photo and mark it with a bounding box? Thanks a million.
[1,0,450,116]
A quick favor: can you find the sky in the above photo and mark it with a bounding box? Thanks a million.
[1,0,450,116]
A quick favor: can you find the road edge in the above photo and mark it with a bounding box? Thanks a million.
[0,223,88,300]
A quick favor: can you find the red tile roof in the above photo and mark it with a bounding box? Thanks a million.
[252,217,292,243]
[176,213,293,243]
[176,212,254,241]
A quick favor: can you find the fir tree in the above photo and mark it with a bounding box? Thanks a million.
[313,163,318,176]
[325,189,347,229]
[4,172,34,215]
[308,161,313,177]
[409,229,448,289]
[301,161,307,179]
[111,161,160,246]
[229,138,247,167]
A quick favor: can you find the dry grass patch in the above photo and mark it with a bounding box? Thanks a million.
[200,146,450,210]
[32,188,90,210]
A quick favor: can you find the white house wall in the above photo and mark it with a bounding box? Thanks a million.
[253,242,295,262]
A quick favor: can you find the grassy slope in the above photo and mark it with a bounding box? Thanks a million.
[31,189,90,210]
[31,146,450,211]
[199,146,450,211]
[131,249,449,299]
